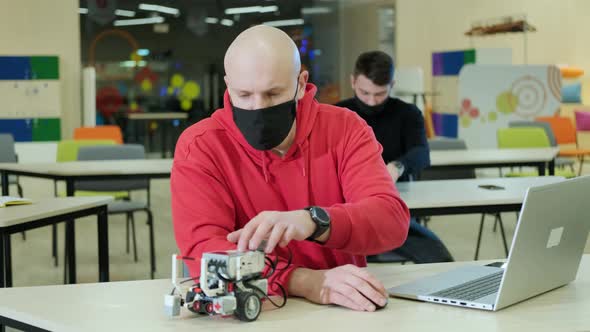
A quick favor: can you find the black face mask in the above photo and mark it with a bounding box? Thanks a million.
[232,85,298,151]
[354,95,387,116]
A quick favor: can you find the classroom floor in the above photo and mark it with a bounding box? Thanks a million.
[6,166,590,287]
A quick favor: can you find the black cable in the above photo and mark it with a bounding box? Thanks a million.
[243,280,288,308]
[179,276,200,285]
[275,247,293,271]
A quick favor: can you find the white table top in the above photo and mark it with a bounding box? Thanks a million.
[429,148,559,167]
[127,112,189,120]
[0,159,173,177]
[398,176,565,210]
[0,197,112,228]
[0,255,588,332]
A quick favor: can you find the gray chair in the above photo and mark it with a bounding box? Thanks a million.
[67,144,155,279]
[509,121,575,171]
[0,134,23,197]
[420,138,476,180]
[1,134,25,240]
[420,137,508,260]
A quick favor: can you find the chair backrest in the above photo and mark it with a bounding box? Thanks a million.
[0,134,17,163]
[497,127,551,149]
[509,121,557,146]
[75,144,148,191]
[73,126,123,144]
[420,138,476,180]
[56,139,116,162]
[535,116,577,145]
[574,111,590,132]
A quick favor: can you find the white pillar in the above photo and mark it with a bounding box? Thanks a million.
[82,66,96,126]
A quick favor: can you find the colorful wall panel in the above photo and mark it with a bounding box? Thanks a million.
[0,56,61,142]
[458,64,562,148]
[431,49,511,137]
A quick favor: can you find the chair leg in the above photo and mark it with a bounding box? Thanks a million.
[17,184,26,241]
[474,214,486,260]
[492,213,499,232]
[63,233,68,284]
[125,213,131,254]
[52,224,58,267]
[578,155,585,176]
[130,214,138,262]
[496,214,510,257]
[146,209,156,279]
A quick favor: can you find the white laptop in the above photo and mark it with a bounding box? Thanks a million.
[388,176,590,311]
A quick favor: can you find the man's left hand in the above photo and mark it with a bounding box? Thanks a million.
[227,210,322,253]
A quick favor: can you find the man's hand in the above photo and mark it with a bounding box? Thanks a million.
[289,265,388,312]
[386,162,400,182]
[227,210,323,253]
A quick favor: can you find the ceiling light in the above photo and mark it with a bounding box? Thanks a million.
[224,5,278,15]
[220,19,234,26]
[114,16,165,26]
[301,7,332,15]
[115,9,136,17]
[263,18,304,27]
[136,49,150,56]
[205,17,219,24]
[138,3,180,16]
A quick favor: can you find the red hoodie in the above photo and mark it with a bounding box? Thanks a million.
[171,83,410,294]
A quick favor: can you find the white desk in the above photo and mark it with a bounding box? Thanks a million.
[398,176,565,259]
[398,176,564,217]
[0,255,588,332]
[0,197,111,288]
[0,160,172,284]
[428,148,560,176]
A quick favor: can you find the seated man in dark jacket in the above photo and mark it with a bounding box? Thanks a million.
[337,51,453,263]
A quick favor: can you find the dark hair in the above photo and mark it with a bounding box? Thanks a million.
[353,51,394,86]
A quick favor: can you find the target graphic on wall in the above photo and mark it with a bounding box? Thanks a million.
[547,66,562,101]
[510,75,547,118]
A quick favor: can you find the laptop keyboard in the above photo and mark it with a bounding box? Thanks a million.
[429,271,504,302]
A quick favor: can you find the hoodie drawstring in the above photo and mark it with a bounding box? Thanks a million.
[261,143,307,183]
[298,143,306,177]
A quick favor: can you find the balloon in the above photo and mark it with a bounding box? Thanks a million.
[130,101,139,111]
[180,99,193,111]
[182,80,201,99]
[170,74,185,88]
[140,79,153,92]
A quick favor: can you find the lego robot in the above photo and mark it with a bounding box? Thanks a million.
[165,250,269,322]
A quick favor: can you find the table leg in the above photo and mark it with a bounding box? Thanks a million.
[65,180,76,284]
[97,206,110,282]
[1,171,8,196]
[146,121,153,155]
[549,159,555,176]
[161,120,168,158]
[538,163,546,176]
[0,232,4,288]
[2,235,11,288]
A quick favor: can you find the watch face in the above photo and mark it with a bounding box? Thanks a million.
[312,207,330,225]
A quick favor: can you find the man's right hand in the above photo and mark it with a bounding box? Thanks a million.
[288,265,388,312]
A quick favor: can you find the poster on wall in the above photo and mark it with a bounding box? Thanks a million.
[0,56,61,141]
[458,64,561,148]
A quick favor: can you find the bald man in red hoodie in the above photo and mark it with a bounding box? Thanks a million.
[171,25,410,312]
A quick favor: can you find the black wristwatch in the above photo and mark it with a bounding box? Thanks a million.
[305,206,331,241]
